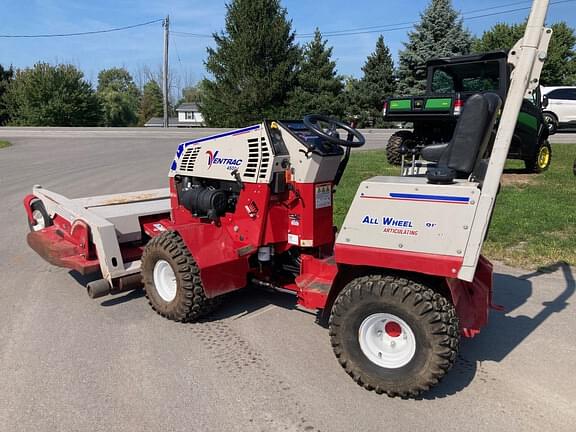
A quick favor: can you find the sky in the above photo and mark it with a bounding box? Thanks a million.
[1,0,575,95]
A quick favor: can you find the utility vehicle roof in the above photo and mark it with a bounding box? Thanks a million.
[426,51,508,67]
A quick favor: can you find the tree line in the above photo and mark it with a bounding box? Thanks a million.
[1,0,575,128]
[0,64,199,127]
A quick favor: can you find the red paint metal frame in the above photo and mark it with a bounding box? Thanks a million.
[446,255,493,337]
[295,254,338,310]
[26,216,99,275]
[334,243,463,278]
[169,179,269,298]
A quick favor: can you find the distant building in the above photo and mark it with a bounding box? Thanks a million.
[144,102,205,128]
[177,103,205,127]
[144,117,179,128]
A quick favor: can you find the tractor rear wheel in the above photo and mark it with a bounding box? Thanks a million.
[525,140,552,173]
[386,131,414,166]
[141,231,220,322]
[329,274,459,398]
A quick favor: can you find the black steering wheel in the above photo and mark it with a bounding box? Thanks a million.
[303,114,366,148]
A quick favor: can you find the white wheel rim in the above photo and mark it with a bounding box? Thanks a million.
[153,260,177,302]
[32,209,46,231]
[358,313,416,369]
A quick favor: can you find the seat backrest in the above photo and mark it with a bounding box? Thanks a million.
[427,92,502,184]
[470,93,502,184]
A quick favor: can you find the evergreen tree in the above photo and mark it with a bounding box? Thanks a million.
[138,80,164,125]
[349,35,395,126]
[4,62,102,126]
[97,67,140,127]
[397,0,472,95]
[201,0,300,127]
[472,22,525,53]
[0,65,14,125]
[285,29,344,118]
[474,21,576,86]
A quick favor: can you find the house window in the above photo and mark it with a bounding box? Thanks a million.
[184,112,194,120]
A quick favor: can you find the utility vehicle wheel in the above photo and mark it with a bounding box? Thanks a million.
[28,200,53,232]
[525,140,552,173]
[542,112,558,135]
[329,275,459,398]
[141,231,220,322]
[386,131,414,166]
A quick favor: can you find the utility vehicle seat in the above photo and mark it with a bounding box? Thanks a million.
[425,93,502,184]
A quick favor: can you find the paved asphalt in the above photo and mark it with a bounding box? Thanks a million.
[0,128,575,432]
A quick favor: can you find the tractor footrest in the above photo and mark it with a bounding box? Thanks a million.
[295,254,338,310]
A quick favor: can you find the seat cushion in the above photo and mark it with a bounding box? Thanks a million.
[421,143,449,162]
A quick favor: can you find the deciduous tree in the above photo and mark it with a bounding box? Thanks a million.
[4,62,102,126]
[97,67,140,127]
[474,21,576,86]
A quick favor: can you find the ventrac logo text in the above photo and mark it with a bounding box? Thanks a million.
[205,150,243,170]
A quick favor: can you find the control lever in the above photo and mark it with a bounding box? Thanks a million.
[231,169,244,190]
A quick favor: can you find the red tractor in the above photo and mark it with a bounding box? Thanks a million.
[23,0,552,398]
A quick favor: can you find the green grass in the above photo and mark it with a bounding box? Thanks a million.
[0,140,11,149]
[334,144,576,269]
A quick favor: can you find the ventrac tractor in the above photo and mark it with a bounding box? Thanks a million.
[23,1,552,398]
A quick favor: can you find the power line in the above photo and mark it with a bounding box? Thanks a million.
[172,31,212,38]
[171,0,576,40]
[171,1,536,38]
[296,1,534,36]
[298,0,576,38]
[0,18,164,38]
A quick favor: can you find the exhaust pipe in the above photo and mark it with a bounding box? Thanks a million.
[87,274,142,299]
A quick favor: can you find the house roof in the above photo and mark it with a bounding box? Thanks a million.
[176,102,200,112]
[144,117,179,127]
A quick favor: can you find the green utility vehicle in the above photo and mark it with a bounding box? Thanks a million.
[384,51,552,173]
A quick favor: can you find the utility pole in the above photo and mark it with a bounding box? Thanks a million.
[162,15,170,128]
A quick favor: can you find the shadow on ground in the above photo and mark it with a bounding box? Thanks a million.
[425,261,574,399]
[72,262,575,400]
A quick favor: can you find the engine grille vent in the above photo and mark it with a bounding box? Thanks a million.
[244,137,271,180]
[259,138,270,179]
[180,146,201,173]
[244,138,260,178]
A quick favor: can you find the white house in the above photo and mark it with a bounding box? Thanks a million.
[144,102,205,128]
[176,103,205,127]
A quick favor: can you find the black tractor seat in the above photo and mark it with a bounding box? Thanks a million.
[424,92,502,184]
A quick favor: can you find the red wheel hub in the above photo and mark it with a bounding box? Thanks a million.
[384,321,402,338]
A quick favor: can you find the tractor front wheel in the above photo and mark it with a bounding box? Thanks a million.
[329,274,459,398]
[28,200,53,232]
[141,231,220,322]
[386,131,414,166]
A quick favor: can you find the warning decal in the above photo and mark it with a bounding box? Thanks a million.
[315,183,332,209]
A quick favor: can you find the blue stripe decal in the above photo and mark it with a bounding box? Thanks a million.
[180,124,260,149]
[389,193,470,203]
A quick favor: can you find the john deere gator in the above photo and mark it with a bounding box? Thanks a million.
[384,51,552,173]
